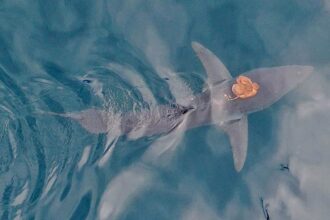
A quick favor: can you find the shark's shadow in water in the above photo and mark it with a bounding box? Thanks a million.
[48,42,313,172]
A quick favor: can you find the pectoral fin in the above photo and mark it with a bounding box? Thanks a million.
[222,115,248,172]
[192,41,232,85]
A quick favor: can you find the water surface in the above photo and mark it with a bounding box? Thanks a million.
[0,0,330,219]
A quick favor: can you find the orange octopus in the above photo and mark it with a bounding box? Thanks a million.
[225,76,260,100]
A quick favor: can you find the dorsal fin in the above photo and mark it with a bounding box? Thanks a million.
[192,41,232,86]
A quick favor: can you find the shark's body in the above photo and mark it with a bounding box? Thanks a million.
[54,42,313,171]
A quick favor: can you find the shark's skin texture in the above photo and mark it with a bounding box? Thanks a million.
[53,42,313,172]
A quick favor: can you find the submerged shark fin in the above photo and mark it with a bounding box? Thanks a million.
[222,115,248,172]
[44,109,110,134]
[192,41,232,86]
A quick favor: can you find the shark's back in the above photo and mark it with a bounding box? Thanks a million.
[120,104,193,139]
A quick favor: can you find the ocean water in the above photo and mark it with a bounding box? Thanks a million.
[1,0,330,219]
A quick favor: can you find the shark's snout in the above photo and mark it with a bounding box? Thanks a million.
[296,65,313,80]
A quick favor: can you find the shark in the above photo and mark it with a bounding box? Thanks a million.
[50,42,313,172]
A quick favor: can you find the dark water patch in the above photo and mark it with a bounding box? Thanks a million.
[208,2,269,74]
[60,183,71,202]
[0,36,20,75]
[0,67,29,107]
[38,0,86,34]
[41,94,70,127]
[59,154,80,201]
[108,138,152,172]
[25,116,37,132]
[121,187,188,220]
[9,120,27,155]
[247,109,275,169]
[1,181,13,220]
[28,137,46,205]
[93,34,175,105]
[27,215,35,220]
[42,61,91,105]
[178,127,253,212]
[0,127,12,174]
[69,191,92,220]
[90,134,107,164]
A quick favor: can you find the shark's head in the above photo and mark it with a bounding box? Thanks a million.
[228,65,313,114]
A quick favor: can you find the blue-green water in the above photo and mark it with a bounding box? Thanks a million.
[1,0,330,219]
